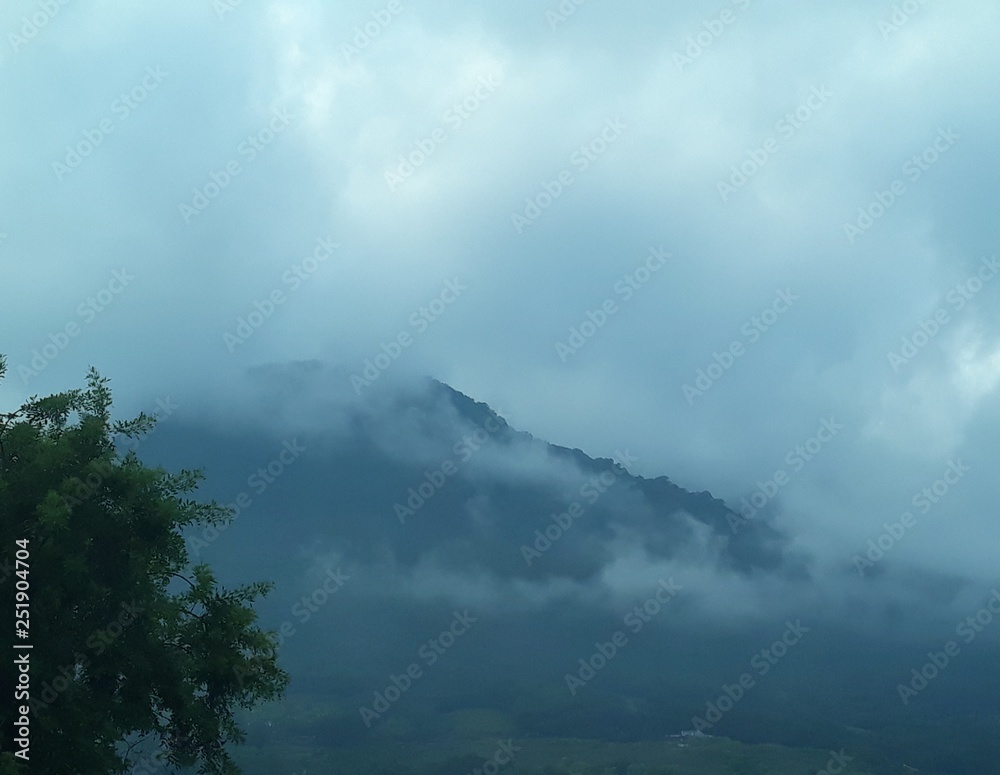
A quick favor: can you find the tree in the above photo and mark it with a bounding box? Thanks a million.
[0,358,288,774]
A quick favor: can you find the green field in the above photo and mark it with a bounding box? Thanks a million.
[229,703,903,775]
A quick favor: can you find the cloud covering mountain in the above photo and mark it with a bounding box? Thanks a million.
[3,1,1000,769]
[126,365,1000,764]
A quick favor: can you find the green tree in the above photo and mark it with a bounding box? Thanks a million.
[0,358,288,774]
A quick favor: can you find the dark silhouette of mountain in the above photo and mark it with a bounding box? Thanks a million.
[128,364,1000,775]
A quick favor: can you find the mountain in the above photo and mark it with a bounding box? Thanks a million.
[131,362,1000,774]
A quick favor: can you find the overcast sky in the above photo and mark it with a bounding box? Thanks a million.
[3,0,999,593]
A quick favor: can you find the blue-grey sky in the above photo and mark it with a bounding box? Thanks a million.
[2,0,999,601]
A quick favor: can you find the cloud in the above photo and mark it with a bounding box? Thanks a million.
[3,0,999,669]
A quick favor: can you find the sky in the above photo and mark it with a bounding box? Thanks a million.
[3,0,1000,601]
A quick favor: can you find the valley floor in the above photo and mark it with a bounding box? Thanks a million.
[232,734,904,775]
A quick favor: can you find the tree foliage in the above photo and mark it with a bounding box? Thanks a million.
[0,358,288,774]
